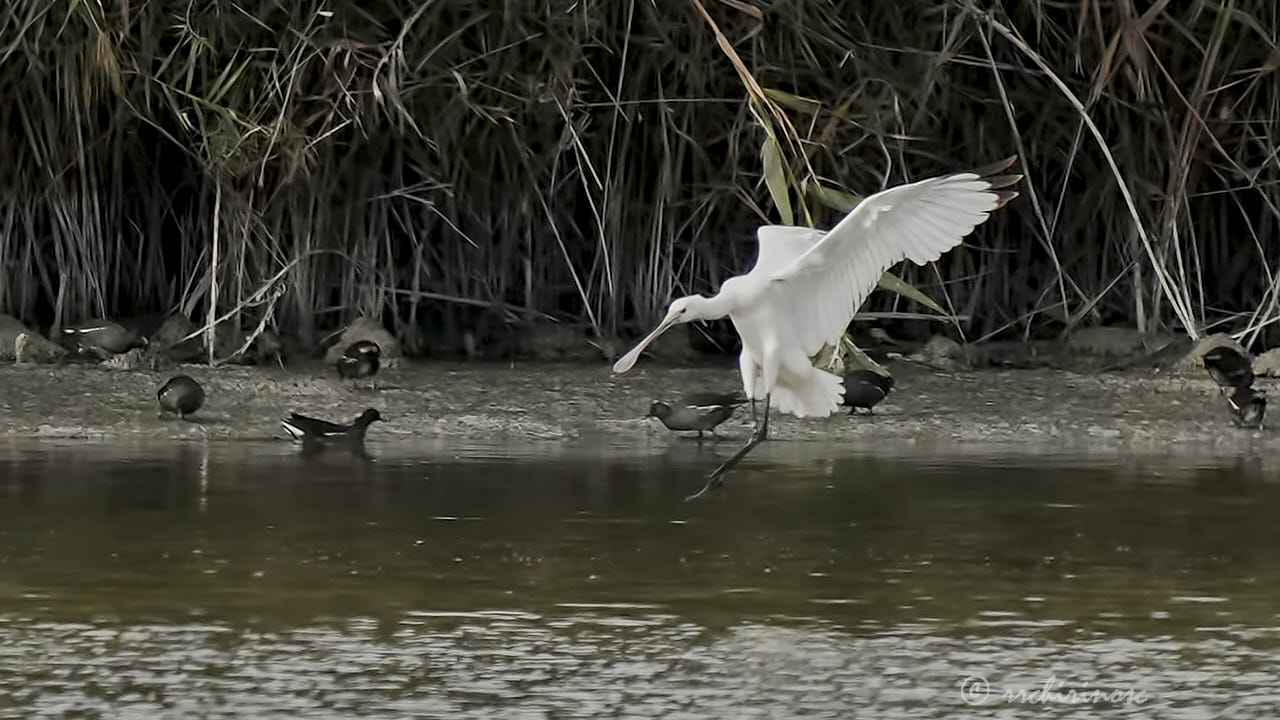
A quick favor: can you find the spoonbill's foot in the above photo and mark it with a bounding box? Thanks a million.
[684,475,724,502]
[684,428,765,501]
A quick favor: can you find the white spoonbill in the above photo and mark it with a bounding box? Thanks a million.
[612,156,1021,498]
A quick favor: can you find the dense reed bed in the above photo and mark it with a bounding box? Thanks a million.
[1,0,1278,358]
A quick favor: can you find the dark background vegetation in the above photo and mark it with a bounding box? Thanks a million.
[2,0,1278,357]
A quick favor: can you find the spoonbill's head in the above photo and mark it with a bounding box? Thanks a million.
[612,295,710,373]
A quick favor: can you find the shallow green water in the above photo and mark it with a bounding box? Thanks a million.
[1,439,1279,717]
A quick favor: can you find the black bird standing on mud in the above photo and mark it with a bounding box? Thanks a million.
[841,370,894,415]
[157,375,205,420]
[647,391,747,439]
[1228,386,1267,429]
[282,408,382,458]
[1202,346,1253,392]
[1201,345,1268,429]
[337,340,381,386]
[61,319,147,359]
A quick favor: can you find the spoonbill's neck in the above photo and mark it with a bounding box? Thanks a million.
[688,292,736,322]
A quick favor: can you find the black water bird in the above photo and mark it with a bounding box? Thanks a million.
[1228,387,1266,429]
[283,407,381,444]
[841,370,894,415]
[1203,346,1253,391]
[647,391,747,439]
[61,319,147,359]
[157,375,205,420]
[337,340,381,386]
[282,408,382,460]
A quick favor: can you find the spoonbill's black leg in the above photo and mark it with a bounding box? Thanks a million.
[686,394,770,502]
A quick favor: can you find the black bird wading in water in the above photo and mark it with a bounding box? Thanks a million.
[647,391,747,439]
[610,157,1022,501]
[282,408,382,459]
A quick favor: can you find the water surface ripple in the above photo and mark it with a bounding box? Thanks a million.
[0,440,1277,717]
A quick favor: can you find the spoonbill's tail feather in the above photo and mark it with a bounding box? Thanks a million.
[982,169,1022,208]
[765,367,844,418]
[970,155,1019,177]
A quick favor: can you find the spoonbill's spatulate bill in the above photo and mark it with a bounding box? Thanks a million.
[613,156,1022,499]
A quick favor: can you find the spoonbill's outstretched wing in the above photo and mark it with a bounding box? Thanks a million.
[769,157,1020,357]
[747,225,826,277]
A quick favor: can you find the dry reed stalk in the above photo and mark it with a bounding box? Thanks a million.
[1,0,1279,352]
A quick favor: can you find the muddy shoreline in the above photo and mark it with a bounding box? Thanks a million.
[0,361,1275,458]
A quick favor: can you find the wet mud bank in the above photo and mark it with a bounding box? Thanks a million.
[0,362,1275,458]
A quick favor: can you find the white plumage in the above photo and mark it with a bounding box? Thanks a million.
[614,157,1020,421]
